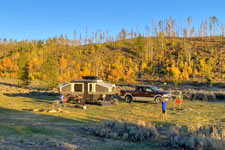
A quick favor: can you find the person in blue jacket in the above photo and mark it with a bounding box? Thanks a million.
[60,95,65,104]
[162,97,168,120]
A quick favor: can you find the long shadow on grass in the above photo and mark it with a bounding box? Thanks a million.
[0,81,53,90]
[0,106,84,132]
[0,81,20,88]
[0,106,109,149]
[4,92,60,104]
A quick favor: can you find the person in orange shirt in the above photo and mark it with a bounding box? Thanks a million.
[174,91,183,109]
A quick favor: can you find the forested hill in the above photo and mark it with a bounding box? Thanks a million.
[0,35,225,88]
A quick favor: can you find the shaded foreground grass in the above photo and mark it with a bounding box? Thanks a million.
[0,94,225,149]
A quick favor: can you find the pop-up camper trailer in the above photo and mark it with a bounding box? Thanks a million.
[59,76,118,105]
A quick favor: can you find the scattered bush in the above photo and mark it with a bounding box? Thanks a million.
[167,125,225,150]
[206,77,213,86]
[84,120,225,149]
[176,90,220,101]
[84,120,158,141]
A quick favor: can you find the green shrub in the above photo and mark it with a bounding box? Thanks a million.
[84,120,158,142]
[167,125,225,150]
[84,120,225,149]
[206,77,213,86]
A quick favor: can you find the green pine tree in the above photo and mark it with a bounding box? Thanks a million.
[19,62,30,87]
[18,51,30,87]
[136,34,145,57]
[41,55,59,89]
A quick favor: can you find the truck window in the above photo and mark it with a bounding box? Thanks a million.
[137,87,143,92]
[145,87,152,92]
[74,84,83,92]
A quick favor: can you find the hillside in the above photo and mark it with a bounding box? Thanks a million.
[0,36,225,88]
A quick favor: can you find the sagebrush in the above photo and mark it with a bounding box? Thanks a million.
[85,120,225,149]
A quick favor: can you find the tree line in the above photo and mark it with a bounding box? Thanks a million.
[0,16,224,88]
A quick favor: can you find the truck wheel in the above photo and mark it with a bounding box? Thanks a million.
[125,95,132,103]
[155,97,163,104]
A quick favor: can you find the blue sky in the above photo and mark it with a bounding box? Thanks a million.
[0,0,224,41]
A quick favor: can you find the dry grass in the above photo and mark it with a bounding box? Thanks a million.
[0,78,225,149]
[1,94,225,127]
[0,94,225,149]
[0,95,162,149]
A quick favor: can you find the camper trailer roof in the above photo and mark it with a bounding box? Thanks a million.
[71,79,103,83]
[71,76,103,83]
[82,76,101,80]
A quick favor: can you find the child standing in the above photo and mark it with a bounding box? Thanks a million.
[162,97,168,120]
[60,95,65,104]
[174,91,183,109]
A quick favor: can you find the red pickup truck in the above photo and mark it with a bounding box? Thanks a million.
[120,85,172,103]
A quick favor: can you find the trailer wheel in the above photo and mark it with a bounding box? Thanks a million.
[77,99,81,104]
[101,101,112,106]
[125,95,132,103]
[111,98,119,105]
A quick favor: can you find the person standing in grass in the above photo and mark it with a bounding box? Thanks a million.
[60,95,66,104]
[174,91,183,109]
[162,97,168,120]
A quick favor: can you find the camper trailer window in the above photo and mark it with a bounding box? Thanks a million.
[74,84,83,92]
[89,84,93,92]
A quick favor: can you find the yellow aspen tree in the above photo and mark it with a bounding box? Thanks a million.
[11,64,19,78]
[181,62,190,81]
[193,69,199,77]
[141,62,147,72]
[71,72,78,80]
[171,64,181,85]
[60,56,68,74]
[134,64,139,73]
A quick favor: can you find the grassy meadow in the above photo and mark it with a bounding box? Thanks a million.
[0,92,225,149]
